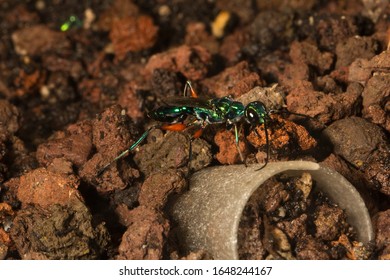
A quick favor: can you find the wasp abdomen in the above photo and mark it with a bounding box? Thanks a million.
[148,106,194,123]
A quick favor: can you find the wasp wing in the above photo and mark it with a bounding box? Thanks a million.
[161,96,213,109]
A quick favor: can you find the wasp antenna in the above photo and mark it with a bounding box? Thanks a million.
[183,80,198,98]
[272,108,312,120]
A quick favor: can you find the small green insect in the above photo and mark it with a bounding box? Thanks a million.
[98,81,271,175]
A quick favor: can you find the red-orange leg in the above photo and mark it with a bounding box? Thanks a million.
[161,123,187,131]
[184,81,198,98]
[192,128,203,139]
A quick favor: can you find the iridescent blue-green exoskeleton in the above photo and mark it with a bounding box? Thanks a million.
[97,81,270,175]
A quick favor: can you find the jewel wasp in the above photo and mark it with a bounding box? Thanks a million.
[98,81,271,175]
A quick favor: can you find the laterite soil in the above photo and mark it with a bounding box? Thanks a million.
[0,0,389,259]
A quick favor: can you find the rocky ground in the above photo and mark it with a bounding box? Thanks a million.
[0,0,389,259]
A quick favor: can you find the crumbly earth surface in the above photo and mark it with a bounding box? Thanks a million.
[0,0,389,259]
[238,173,371,260]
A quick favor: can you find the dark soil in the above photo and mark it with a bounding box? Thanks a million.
[0,0,389,259]
[238,172,371,260]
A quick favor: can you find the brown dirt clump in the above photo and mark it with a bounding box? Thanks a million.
[10,201,109,259]
[117,206,170,260]
[238,173,371,260]
[110,15,158,61]
[16,168,82,208]
[373,209,390,260]
[0,0,388,260]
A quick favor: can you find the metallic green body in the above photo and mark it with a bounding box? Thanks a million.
[98,91,271,175]
[148,96,267,127]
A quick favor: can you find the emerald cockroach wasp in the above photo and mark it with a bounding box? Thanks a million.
[98,81,271,175]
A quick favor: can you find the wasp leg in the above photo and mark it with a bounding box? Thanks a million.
[182,117,206,173]
[234,124,247,167]
[162,122,192,172]
[161,123,187,131]
[255,120,269,171]
[97,126,154,176]
[161,122,194,174]
[187,126,206,175]
[161,120,203,175]
[192,128,203,139]
[183,80,198,98]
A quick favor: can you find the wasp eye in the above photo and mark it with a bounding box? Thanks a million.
[245,102,267,125]
[245,108,259,124]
